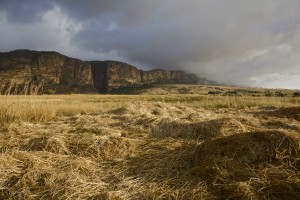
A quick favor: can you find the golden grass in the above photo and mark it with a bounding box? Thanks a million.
[1,94,300,127]
[0,94,300,199]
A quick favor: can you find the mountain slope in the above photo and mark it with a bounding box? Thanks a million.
[0,50,217,94]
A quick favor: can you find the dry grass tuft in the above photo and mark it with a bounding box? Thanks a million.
[192,131,300,199]
[68,135,136,161]
[150,118,249,139]
[122,139,212,199]
[1,95,300,199]
[21,136,70,154]
[261,106,300,120]
[0,151,108,200]
[195,131,300,168]
[150,119,222,139]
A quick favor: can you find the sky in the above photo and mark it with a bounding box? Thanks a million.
[1,0,300,89]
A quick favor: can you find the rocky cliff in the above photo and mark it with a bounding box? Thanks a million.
[0,50,217,94]
[0,50,96,94]
[89,61,216,93]
[90,61,142,93]
[141,69,198,84]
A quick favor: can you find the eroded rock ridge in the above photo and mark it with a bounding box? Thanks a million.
[0,50,217,94]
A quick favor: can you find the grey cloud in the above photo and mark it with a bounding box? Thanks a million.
[56,0,163,26]
[66,1,300,65]
[1,0,300,88]
[0,0,53,23]
[0,6,77,54]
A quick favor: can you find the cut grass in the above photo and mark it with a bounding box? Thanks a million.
[1,94,300,127]
[0,95,300,199]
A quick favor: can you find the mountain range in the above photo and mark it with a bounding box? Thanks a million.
[0,50,217,94]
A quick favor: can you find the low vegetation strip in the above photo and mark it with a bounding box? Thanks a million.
[0,95,300,199]
[1,94,300,127]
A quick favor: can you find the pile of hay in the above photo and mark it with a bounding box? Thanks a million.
[0,116,136,199]
[150,117,251,140]
[121,139,212,199]
[257,106,300,121]
[67,134,136,161]
[0,151,109,199]
[1,103,300,199]
[193,131,300,199]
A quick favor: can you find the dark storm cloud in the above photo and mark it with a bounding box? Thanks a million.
[1,0,300,88]
[56,0,163,25]
[0,0,53,23]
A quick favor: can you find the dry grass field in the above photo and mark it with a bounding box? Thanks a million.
[1,85,300,199]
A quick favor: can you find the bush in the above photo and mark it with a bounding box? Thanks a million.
[224,91,238,96]
[265,90,273,97]
[208,91,222,95]
[293,92,300,97]
[275,91,287,97]
[44,89,56,95]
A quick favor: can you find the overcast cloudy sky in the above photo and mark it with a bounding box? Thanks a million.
[1,0,300,88]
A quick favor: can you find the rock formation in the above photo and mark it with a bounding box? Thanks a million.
[90,61,217,93]
[90,61,142,93]
[141,69,197,84]
[0,50,217,94]
[0,50,96,94]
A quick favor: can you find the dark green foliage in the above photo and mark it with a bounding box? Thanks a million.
[293,92,300,97]
[224,90,238,96]
[44,89,56,95]
[275,90,287,97]
[208,91,222,95]
[265,90,273,97]
[110,84,154,94]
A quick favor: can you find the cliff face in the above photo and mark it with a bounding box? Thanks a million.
[90,61,141,93]
[106,61,141,88]
[0,50,217,94]
[0,50,96,94]
[141,69,196,84]
[90,61,214,93]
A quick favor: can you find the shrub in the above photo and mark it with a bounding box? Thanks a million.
[44,89,56,95]
[275,90,287,97]
[208,91,222,95]
[265,90,273,97]
[293,92,300,97]
[224,91,238,96]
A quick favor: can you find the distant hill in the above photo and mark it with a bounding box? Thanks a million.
[0,50,218,94]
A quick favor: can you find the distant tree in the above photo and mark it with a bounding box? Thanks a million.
[224,90,238,96]
[293,92,300,97]
[44,89,56,95]
[208,91,222,95]
[264,90,273,97]
[275,90,287,97]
